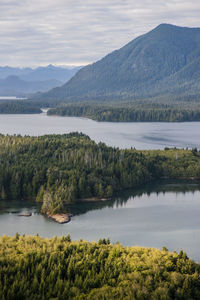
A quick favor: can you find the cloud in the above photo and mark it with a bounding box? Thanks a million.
[0,0,200,66]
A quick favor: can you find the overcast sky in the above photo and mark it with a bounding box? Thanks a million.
[0,0,200,67]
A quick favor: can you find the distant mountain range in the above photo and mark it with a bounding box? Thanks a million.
[0,65,82,96]
[37,24,200,102]
[0,76,63,97]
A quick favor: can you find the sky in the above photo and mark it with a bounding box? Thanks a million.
[0,0,200,67]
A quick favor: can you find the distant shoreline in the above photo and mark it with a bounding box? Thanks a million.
[0,96,27,100]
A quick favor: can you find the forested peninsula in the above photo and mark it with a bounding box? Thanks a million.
[2,97,200,123]
[0,133,200,216]
[0,101,42,114]
[1,235,200,300]
[47,101,200,122]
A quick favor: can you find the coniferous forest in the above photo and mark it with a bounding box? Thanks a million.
[0,101,42,114]
[1,134,200,299]
[0,235,200,300]
[47,101,200,122]
[2,17,200,300]
[0,132,200,214]
[1,97,200,123]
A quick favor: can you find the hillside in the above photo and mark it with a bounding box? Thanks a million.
[0,65,82,96]
[0,75,62,96]
[38,24,200,102]
[1,235,200,300]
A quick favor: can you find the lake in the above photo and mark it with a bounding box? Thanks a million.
[0,112,200,149]
[0,96,27,100]
[1,113,200,260]
[1,182,200,260]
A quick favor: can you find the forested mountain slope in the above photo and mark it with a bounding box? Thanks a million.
[38,24,200,102]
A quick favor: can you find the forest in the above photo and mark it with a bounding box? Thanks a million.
[0,132,200,215]
[0,235,200,299]
[1,97,200,123]
[0,101,42,114]
[47,101,200,122]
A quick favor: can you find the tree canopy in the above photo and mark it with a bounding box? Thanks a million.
[0,133,200,214]
[0,235,200,299]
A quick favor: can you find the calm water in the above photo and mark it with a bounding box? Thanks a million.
[0,112,200,149]
[0,96,27,100]
[1,183,200,261]
[1,114,200,260]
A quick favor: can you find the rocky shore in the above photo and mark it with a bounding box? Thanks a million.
[47,213,72,224]
[18,212,32,217]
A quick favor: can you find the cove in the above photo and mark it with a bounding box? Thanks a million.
[1,181,200,261]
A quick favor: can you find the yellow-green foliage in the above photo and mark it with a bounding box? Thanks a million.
[0,235,200,299]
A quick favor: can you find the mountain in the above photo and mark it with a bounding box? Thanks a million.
[0,65,82,96]
[19,65,82,83]
[0,65,82,82]
[0,67,32,79]
[0,75,63,96]
[37,24,200,102]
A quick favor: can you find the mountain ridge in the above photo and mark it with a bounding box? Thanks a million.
[37,24,200,102]
[0,75,62,96]
[0,65,82,96]
[0,65,82,82]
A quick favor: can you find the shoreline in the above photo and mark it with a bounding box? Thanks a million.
[44,197,111,224]
[47,213,72,224]
[80,197,111,202]
[18,212,32,217]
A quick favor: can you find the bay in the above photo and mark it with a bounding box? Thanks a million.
[0,112,200,149]
[1,113,200,260]
[0,182,200,260]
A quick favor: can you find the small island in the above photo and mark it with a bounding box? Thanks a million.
[47,213,71,224]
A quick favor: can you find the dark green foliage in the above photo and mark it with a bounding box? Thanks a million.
[47,100,200,122]
[0,133,152,213]
[0,235,200,299]
[0,133,200,214]
[37,24,200,102]
[0,101,42,114]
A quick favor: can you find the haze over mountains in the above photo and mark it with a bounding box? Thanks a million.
[38,24,200,102]
[0,65,81,96]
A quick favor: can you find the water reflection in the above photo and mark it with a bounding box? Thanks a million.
[1,181,200,261]
[68,180,200,216]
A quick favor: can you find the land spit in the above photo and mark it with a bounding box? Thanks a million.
[47,213,72,224]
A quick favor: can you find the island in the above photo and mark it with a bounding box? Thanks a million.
[0,132,200,220]
[47,213,71,224]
